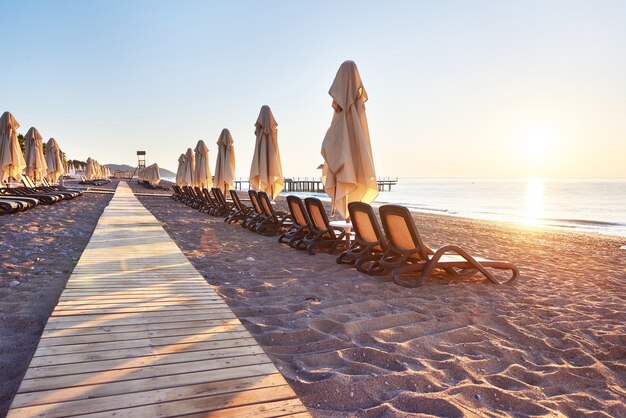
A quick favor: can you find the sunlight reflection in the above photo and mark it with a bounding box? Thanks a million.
[522,177,544,223]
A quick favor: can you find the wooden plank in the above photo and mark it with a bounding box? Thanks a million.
[24,345,266,379]
[11,364,283,409]
[9,375,289,417]
[38,324,247,346]
[29,338,262,368]
[41,319,241,338]
[7,182,309,417]
[32,331,255,357]
[19,355,275,396]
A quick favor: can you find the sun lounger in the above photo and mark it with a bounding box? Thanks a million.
[41,178,83,197]
[279,195,313,248]
[246,190,264,231]
[0,197,30,214]
[336,202,388,275]
[227,190,253,224]
[256,192,293,236]
[0,185,61,205]
[210,188,234,217]
[302,197,348,255]
[22,177,75,200]
[378,204,519,287]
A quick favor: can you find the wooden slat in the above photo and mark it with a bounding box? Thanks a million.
[7,182,309,417]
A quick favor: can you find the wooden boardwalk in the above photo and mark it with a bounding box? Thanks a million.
[8,182,309,418]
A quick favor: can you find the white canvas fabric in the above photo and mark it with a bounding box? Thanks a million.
[45,138,65,183]
[0,111,26,183]
[321,61,378,217]
[24,127,48,181]
[194,140,212,189]
[214,129,236,194]
[180,148,195,186]
[250,106,283,199]
[176,153,186,186]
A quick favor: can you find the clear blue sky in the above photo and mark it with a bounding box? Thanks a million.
[3,1,625,177]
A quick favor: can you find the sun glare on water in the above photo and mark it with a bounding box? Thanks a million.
[523,177,545,223]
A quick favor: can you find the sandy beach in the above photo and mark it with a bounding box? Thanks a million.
[1,181,624,417]
[0,181,114,417]
[130,185,626,416]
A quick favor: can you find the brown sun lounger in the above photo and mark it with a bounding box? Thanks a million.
[378,204,519,287]
[336,202,388,275]
[211,188,235,217]
[302,197,348,255]
[256,191,293,236]
[227,190,253,224]
[246,190,265,232]
[279,195,313,248]
[0,197,29,214]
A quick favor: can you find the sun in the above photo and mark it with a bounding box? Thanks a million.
[518,125,560,163]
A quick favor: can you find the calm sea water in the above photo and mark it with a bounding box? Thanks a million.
[286,178,626,238]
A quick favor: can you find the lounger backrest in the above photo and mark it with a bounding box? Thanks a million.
[258,192,276,220]
[42,178,50,187]
[348,202,386,251]
[229,190,244,211]
[379,205,429,261]
[248,190,263,215]
[304,197,335,238]
[22,177,36,188]
[286,195,311,228]
[202,188,216,206]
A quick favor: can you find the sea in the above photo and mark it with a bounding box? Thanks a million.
[285,178,626,239]
[163,176,626,238]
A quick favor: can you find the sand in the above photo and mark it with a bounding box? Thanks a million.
[0,181,113,417]
[133,185,625,417]
[1,180,624,417]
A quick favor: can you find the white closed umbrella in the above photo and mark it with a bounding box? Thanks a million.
[45,138,65,183]
[214,129,236,194]
[180,148,195,186]
[321,60,378,217]
[194,140,212,189]
[0,111,26,183]
[250,106,283,199]
[175,153,186,186]
[24,127,48,182]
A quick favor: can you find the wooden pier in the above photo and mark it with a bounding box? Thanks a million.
[234,177,398,193]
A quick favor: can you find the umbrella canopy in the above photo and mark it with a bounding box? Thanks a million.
[86,157,94,179]
[0,111,26,183]
[194,140,212,189]
[145,163,160,186]
[214,129,236,194]
[250,105,283,199]
[320,60,378,217]
[175,153,186,186]
[180,148,195,186]
[45,138,65,183]
[24,127,48,181]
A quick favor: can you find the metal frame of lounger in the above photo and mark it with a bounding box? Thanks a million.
[255,192,293,236]
[378,204,519,287]
[278,195,312,248]
[336,202,389,275]
[302,197,347,255]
